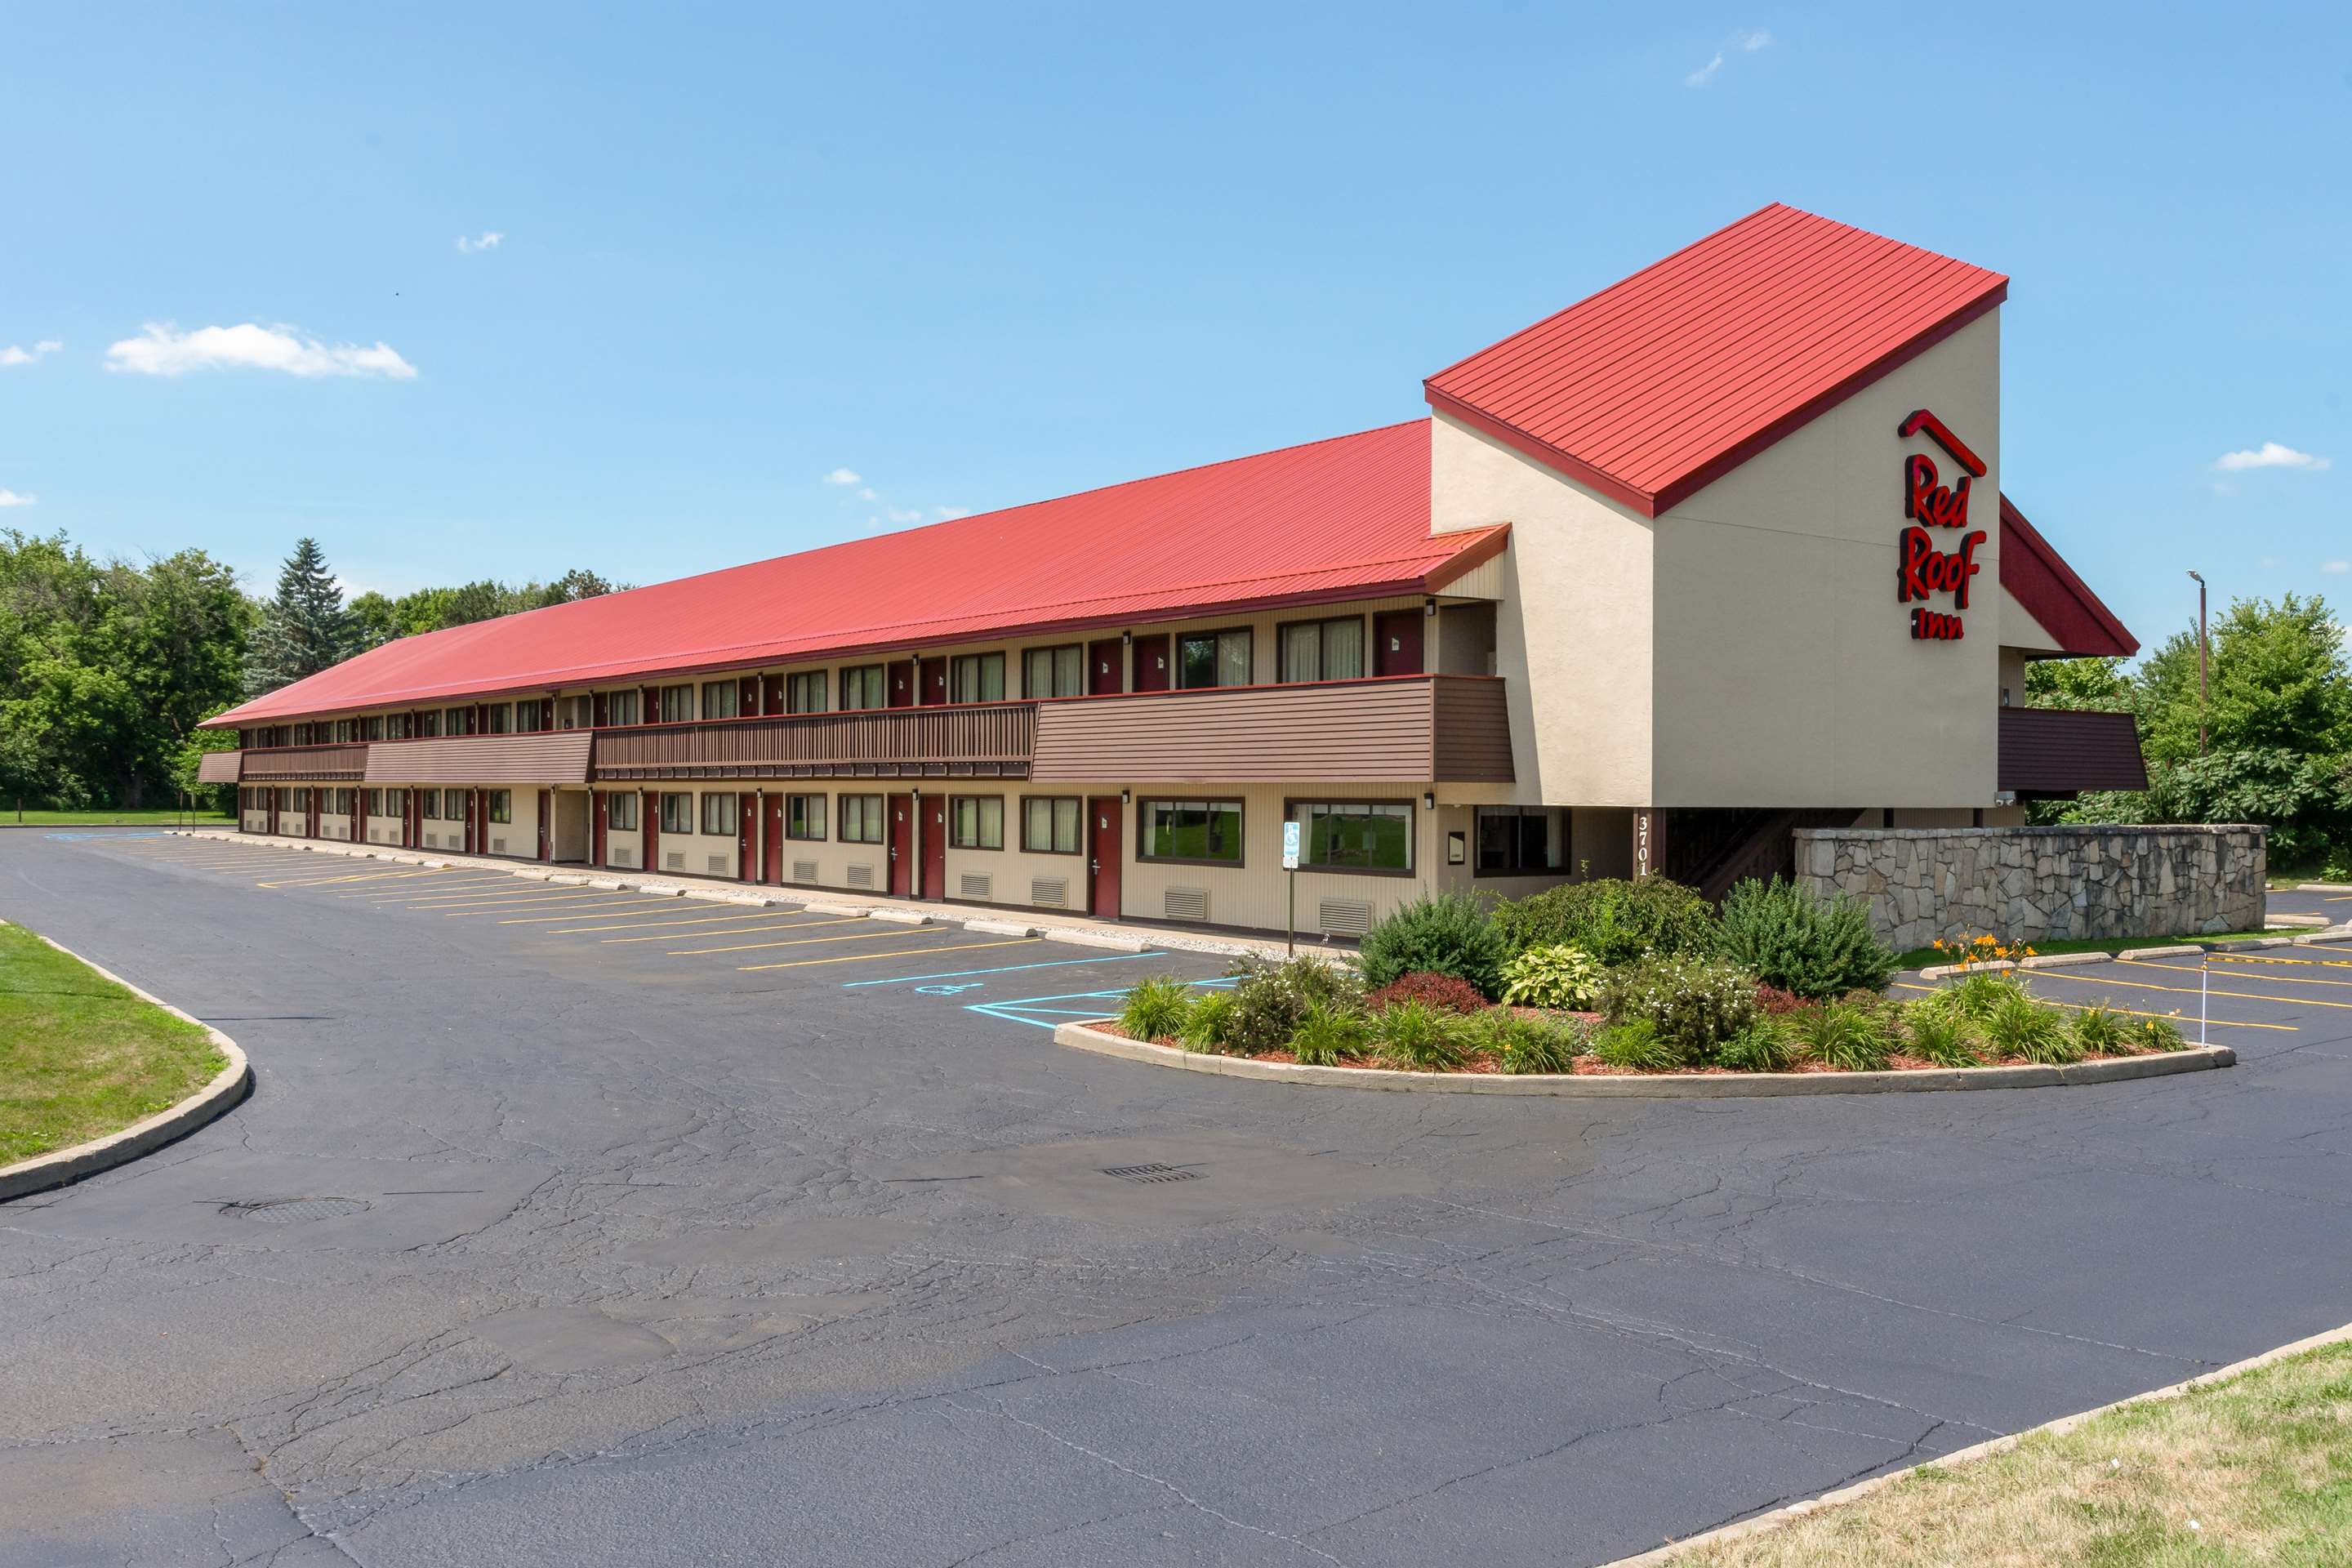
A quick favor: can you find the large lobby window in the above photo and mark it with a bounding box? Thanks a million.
[1140,800,1242,864]
[1290,800,1411,874]
[1476,806,1567,875]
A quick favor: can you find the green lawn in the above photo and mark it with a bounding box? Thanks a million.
[0,924,227,1165]
[1897,930,2296,970]
[1676,1336,2352,1566]
[0,808,232,827]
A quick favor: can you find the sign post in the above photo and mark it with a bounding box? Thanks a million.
[1281,819,1302,956]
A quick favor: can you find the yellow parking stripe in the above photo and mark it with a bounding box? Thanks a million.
[2018,969,2352,1012]
[401,889,641,910]
[345,875,516,895]
[669,924,953,956]
[2127,957,2352,990]
[738,938,1040,973]
[597,916,843,942]
[523,909,831,932]
[1892,982,2296,1031]
[2207,950,2352,970]
[261,868,443,887]
[435,894,671,915]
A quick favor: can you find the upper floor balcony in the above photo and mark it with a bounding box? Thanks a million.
[1997,706,2149,797]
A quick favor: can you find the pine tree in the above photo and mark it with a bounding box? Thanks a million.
[244,537,355,697]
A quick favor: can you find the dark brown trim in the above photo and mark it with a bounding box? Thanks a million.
[1134,796,1247,870]
[1281,796,1418,877]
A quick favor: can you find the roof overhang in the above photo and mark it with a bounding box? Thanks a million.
[1998,495,2138,657]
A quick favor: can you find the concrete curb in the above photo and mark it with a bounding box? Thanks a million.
[2296,929,2352,947]
[1918,959,2015,979]
[1598,1317,2352,1566]
[2120,944,2207,960]
[0,924,252,1203]
[2296,881,2352,892]
[2268,912,2330,928]
[1049,1021,2234,1098]
[2016,951,2109,970]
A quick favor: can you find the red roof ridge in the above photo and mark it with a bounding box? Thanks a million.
[1998,494,2138,658]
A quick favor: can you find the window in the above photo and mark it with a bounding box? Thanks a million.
[1140,800,1242,863]
[951,795,1004,849]
[1278,617,1365,683]
[1176,629,1252,689]
[420,790,439,820]
[1290,800,1413,874]
[1022,645,1083,699]
[659,685,695,724]
[786,793,826,840]
[654,792,690,833]
[417,710,440,737]
[786,671,829,714]
[483,703,510,735]
[950,653,1005,704]
[605,689,641,727]
[607,791,639,831]
[366,789,382,816]
[695,791,734,835]
[488,790,513,824]
[292,787,311,811]
[701,680,739,719]
[1475,806,1567,875]
[839,664,886,710]
[1022,796,1081,855]
[840,794,885,844]
[442,706,467,734]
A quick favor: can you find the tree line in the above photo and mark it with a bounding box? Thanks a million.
[0,531,623,811]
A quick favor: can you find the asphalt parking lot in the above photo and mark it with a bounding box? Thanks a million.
[5,830,2350,1567]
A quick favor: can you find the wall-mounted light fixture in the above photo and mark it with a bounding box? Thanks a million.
[1120,789,1131,804]
[1121,629,1132,646]
[1423,597,1437,617]
[1422,791,1436,809]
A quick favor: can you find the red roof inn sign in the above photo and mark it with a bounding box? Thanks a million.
[1895,408,1987,641]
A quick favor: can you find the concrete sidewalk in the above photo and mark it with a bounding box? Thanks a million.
[169,828,1344,966]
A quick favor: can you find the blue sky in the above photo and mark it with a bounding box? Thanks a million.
[2,3,2345,653]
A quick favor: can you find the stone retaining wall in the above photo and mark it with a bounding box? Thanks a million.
[1793,825,2266,952]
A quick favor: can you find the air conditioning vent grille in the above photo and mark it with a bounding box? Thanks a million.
[1031,876,1067,907]
[1165,887,1209,923]
[492,837,508,854]
[665,852,686,871]
[1318,898,1375,937]
[846,863,875,889]
[707,854,729,877]
[960,873,992,902]
[793,859,818,883]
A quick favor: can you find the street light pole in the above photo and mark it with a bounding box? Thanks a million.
[2186,569,2208,756]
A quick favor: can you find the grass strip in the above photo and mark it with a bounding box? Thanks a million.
[0,924,226,1165]
[1,809,234,827]
[1672,1338,2352,1567]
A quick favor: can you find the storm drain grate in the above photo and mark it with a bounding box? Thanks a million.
[220,1196,372,1223]
[1100,1164,1204,1185]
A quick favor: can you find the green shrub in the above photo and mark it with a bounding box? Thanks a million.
[1179,992,1237,1054]
[1791,1001,1894,1071]
[2136,1014,2189,1052]
[1120,977,1194,1043]
[1498,944,1606,1010]
[1901,1001,1980,1067]
[1469,1009,1585,1075]
[1490,876,1717,966]
[2069,1004,2134,1057]
[1356,893,1508,998]
[1369,998,1466,1071]
[1223,956,1358,1052]
[1589,1018,1678,1071]
[1601,954,1762,1062]
[1290,1000,1371,1067]
[1717,876,1899,1000]
[1944,968,2031,1023]
[1717,1019,1797,1073]
[1983,990,2081,1064]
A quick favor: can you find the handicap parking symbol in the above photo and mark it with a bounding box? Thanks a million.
[915,982,987,996]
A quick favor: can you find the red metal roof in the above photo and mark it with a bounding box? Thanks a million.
[1424,203,2009,517]
[1998,494,2139,658]
[215,421,1507,725]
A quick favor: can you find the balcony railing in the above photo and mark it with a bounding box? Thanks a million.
[1998,706,2149,796]
[590,702,1038,781]
[237,742,369,782]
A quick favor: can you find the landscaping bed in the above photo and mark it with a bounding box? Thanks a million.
[1095,876,2205,1088]
[0,922,229,1165]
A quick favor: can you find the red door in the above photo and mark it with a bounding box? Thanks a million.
[461,790,476,855]
[763,793,784,882]
[887,793,914,896]
[1089,796,1122,919]
[1089,639,1125,696]
[355,791,368,846]
[593,792,608,866]
[920,657,949,706]
[738,795,757,881]
[641,791,659,871]
[888,662,915,709]
[305,791,321,839]
[763,675,786,716]
[1374,609,1424,677]
[538,790,554,861]
[739,675,760,717]
[1131,634,1171,692]
[922,796,947,898]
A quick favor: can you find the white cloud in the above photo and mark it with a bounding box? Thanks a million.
[1686,29,1772,87]
[884,506,924,523]
[858,486,877,501]
[455,231,504,253]
[105,323,417,379]
[2216,441,2330,471]
[2323,560,2350,574]
[934,506,969,520]
[0,488,33,507]
[0,339,61,367]
[822,467,862,486]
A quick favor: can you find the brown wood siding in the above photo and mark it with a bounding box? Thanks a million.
[196,750,244,785]
[1998,707,2149,795]
[364,731,594,785]
[590,704,1036,782]
[1031,675,1512,783]
[239,743,369,782]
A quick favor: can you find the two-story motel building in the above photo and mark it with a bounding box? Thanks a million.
[203,204,2145,938]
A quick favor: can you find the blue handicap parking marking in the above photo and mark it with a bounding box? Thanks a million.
[915,982,987,996]
[966,975,1236,1031]
[840,951,1171,990]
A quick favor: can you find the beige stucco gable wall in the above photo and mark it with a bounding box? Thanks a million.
[1428,412,1655,806]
